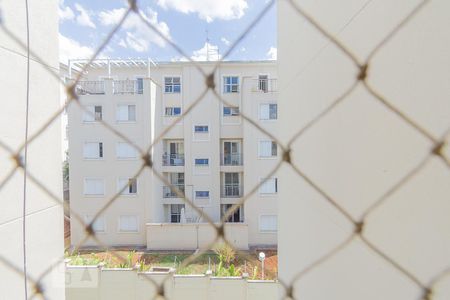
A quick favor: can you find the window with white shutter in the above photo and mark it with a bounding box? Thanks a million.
[119,215,138,232]
[83,105,102,122]
[84,178,105,195]
[259,215,277,232]
[116,104,136,122]
[259,140,277,158]
[116,142,137,159]
[260,177,278,194]
[84,215,106,232]
[118,178,137,195]
[83,142,103,159]
[260,104,277,120]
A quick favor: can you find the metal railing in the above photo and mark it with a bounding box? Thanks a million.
[221,153,243,166]
[75,81,105,95]
[251,78,277,93]
[162,153,185,166]
[221,184,243,198]
[113,80,143,95]
[163,184,185,198]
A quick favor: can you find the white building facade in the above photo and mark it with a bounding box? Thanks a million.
[68,60,278,250]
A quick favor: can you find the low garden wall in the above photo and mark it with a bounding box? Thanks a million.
[65,265,278,300]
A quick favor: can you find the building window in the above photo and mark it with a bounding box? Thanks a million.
[119,215,138,232]
[136,77,144,94]
[194,125,209,133]
[258,140,277,158]
[260,104,277,120]
[260,177,278,194]
[164,77,181,93]
[84,215,106,233]
[83,105,102,122]
[170,204,184,223]
[116,142,137,159]
[118,178,137,195]
[195,191,210,198]
[195,158,209,166]
[259,215,277,232]
[83,142,103,159]
[165,107,181,116]
[83,178,105,195]
[223,76,239,93]
[258,75,269,92]
[221,204,243,223]
[116,104,136,122]
[223,106,240,116]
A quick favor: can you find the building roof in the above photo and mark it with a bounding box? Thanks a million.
[68,58,276,71]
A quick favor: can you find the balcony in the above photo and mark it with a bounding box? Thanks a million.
[75,81,105,95]
[162,153,185,166]
[251,78,277,93]
[221,153,243,166]
[221,184,243,198]
[113,80,143,95]
[163,185,185,198]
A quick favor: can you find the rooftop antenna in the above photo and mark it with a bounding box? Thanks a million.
[206,29,210,61]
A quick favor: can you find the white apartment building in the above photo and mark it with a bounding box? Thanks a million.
[67,59,278,250]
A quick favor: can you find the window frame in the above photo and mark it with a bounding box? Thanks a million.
[259,215,278,233]
[194,158,209,166]
[259,103,278,121]
[116,142,138,160]
[118,215,139,233]
[84,215,106,233]
[259,177,278,195]
[258,140,278,159]
[83,178,105,197]
[223,106,240,116]
[194,125,209,133]
[170,204,185,223]
[82,105,103,123]
[83,141,104,160]
[117,177,138,196]
[116,104,137,123]
[223,75,240,94]
[195,191,210,198]
[164,76,182,94]
[164,106,182,117]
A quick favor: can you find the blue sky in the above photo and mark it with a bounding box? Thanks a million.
[58,0,277,64]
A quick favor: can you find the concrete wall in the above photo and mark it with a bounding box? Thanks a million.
[278,0,450,299]
[0,0,64,299]
[146,223,249,250]
[66,266,277,300]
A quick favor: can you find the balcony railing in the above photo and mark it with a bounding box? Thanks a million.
[113,80,143,95]
[221,153,243,166]
[162,153,185,166]
[163,184,185,198]
[221,184,243,197]
[75,81,105,95]
[251,78,277,93]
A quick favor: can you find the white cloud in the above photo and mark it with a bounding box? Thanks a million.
[191,42,222,61]
[58,0,74,22]
[74,3,96,28]
[241,47,246,52]
[221,37,230,46]
[118,39,127,48]
[59,33,94,64]
[157,0,248,23]
[125,32,148,52]
[99,7,171,52]
[267,46,277,60]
